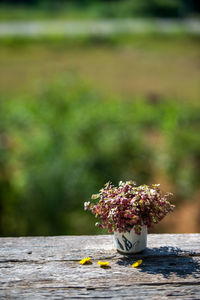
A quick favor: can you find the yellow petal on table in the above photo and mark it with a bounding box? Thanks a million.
[97,261,110,267]
[79,257,92,265]
[132,259,143,268]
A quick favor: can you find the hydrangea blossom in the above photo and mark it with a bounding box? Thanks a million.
[84,181,175,235]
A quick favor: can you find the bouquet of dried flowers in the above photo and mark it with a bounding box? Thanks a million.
[84,181,174,234]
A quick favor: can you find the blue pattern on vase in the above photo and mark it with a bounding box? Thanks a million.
[116,238,124,250]
[122,235,132,251]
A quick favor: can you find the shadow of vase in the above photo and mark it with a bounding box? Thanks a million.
[116,246,200,279]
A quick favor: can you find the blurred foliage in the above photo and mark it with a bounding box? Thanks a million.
[0,75,199,236]
[0,0,198,20]
[88,0,182,19]
[162,103,200,198]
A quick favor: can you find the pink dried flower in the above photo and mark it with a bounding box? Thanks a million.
[84,181,174,234]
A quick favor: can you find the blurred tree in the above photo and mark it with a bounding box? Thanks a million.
[0,76,199,236]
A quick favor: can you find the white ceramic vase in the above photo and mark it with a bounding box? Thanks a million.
[113,226,147,254]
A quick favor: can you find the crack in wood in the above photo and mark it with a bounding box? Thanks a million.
[0,253,199,265]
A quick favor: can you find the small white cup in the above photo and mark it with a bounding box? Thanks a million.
[114,226,147,254]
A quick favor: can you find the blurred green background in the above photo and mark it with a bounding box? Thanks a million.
[0,0,200,236]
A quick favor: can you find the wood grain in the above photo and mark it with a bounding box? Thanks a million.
[0,234,199,299]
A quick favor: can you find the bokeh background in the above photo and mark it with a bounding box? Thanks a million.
[0,0,200,236]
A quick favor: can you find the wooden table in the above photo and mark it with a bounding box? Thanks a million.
[0,234,200,299]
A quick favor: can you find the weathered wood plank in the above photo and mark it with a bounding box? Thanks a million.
[0,234,199,299]
[0,234,199,261]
